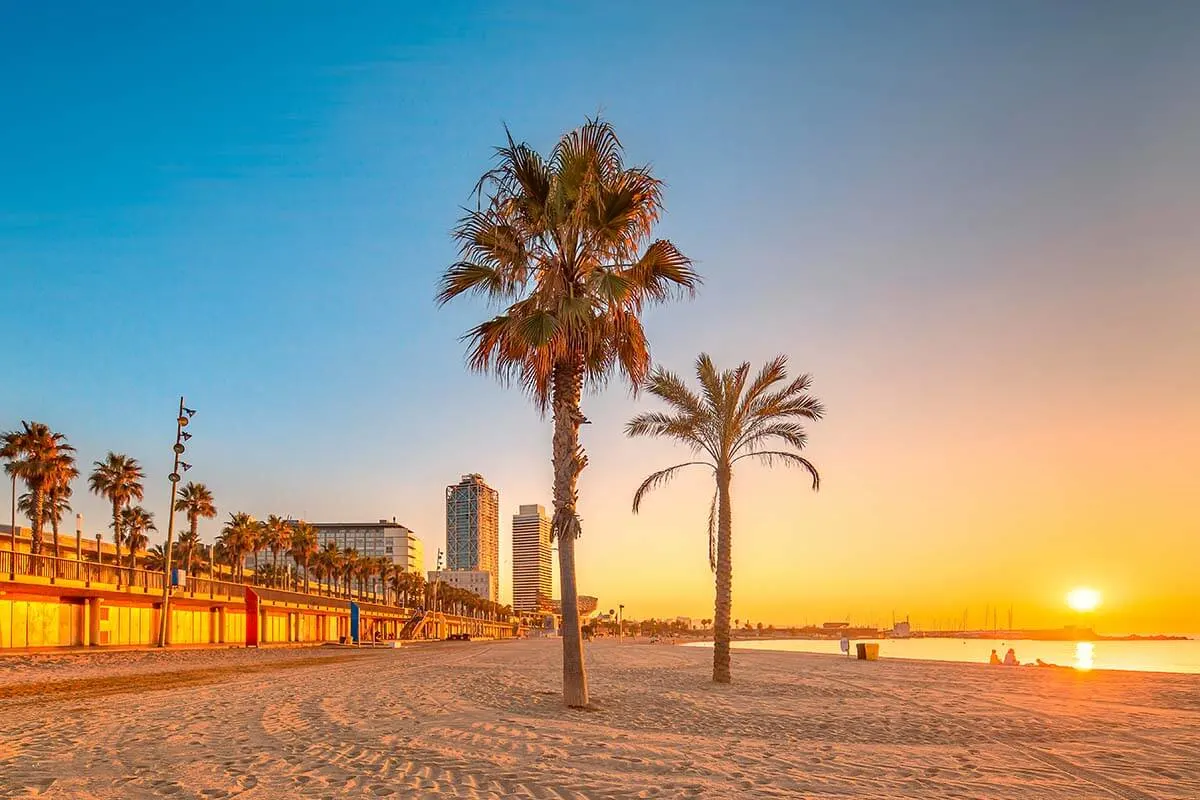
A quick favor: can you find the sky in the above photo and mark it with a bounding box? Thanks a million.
[2,2,1198,633]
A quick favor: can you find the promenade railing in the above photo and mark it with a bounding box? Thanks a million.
[2,550,164,592]
[3,548,511,628]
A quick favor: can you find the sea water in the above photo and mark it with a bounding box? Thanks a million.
[686,636,1200,674]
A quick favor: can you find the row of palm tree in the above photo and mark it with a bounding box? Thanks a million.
[1,424,226,580]
[3,425,519,629]
[205,514,510,619]
[439,118,824,700]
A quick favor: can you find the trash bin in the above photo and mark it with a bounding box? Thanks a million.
[856,643,880,661]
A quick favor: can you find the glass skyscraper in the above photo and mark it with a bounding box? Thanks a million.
[445,474,499,601]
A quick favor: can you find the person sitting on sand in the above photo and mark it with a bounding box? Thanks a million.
[1004,648,1019,666]
[989,649,1002,665]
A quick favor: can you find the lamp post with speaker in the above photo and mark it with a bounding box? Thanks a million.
[157,397,196,648]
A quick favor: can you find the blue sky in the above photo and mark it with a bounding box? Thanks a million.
[3,2,1198,628]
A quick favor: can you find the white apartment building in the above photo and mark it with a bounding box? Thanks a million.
[427,569,492,602]
[511,504,552,613]
[311,519,423,573]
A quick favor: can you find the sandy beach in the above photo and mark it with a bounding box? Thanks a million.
[1,639,1196,799]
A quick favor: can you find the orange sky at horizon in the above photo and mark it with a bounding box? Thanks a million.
[551,242,1200,635]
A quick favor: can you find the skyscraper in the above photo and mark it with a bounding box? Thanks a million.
[512,504,552,613]
[445,474,500,601]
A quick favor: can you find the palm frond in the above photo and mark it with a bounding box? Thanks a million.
[731,450,820,490]
[644,366,706,417]
[631,461,711,513]
[695,354,725,415]
[707,486,718,573]
[734,421,810,457]
[749,374,824,421]
[737,355,789,422]
[619,240,700,309]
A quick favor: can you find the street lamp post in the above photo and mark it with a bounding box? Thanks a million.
[9,473,16,554]
[431,548,443,614]
[157,396,196,648]
[618,603,624,642]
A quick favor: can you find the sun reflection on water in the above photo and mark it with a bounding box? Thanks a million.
[1074,642,1095,671]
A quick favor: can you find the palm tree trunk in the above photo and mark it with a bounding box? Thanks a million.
[712,466,734,684]
[551,359,589,708]
[303,558,309,594]
[112,502,123,587]
[185,519,197,577]
[30,490,45,556]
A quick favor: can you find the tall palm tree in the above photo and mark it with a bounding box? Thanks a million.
[218,512,256,583]
[1,422,76,555]
[174,482,216,576]
[120,506,156,570]
[437,118,698,707]
[88,453,145,578]
[627,354,823,684]
[289,521,318,594]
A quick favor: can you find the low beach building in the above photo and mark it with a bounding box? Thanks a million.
[310,519,423,573]
[427,569,491,600]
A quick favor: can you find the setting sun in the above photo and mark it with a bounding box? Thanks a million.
[1067,587,1102,612]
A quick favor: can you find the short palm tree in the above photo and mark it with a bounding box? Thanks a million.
[174,482,216,576]
[88,453,145,578]
[317,541,340,596]
[263,515,289,577]
[628,354,823,683]
[342,548,360,599]
[144,543,169,572]
[437,118,698,707]
[389,570,409,608]
[18,485,74,547]
[217,512,256,583]
[120,505,156,570]
[249,520,268,584]
[1,422,76,555]
[176,529,202,573]
[44,457,79,547]
[375,557,396,604]
[289,520,318,593]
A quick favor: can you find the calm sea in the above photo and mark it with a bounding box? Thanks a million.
[687,637,1200,675]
